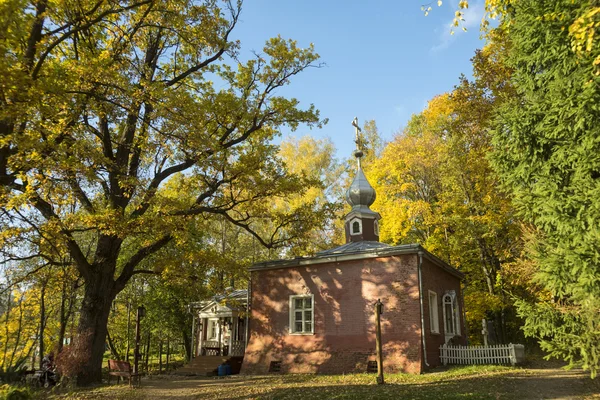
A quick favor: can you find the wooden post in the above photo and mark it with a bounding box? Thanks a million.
[375,299,384,385]
[482,319,489,347]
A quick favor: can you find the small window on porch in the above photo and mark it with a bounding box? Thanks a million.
[207,319,218,340]
[289,294,314,334]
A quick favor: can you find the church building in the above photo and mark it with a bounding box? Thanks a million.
[240,119,466,374]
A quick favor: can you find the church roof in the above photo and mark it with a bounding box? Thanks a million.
[189,288,248,311]
[316,240,390,255]
[249,243,464,279]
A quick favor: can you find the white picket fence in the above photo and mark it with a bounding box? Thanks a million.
[440,343,524,366]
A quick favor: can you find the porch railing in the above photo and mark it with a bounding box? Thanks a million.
[230,340,245,356]
[200,340,245,357]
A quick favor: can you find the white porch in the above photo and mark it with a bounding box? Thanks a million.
[190,289,248,358]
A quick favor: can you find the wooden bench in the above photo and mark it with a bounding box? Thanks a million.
[107,359,140,387]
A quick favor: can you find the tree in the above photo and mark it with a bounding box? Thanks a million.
[0,0,325,384]
[490,0,600,377]
[277,135,344,255]
[369,36,523,341]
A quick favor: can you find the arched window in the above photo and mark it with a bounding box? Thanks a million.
[352,221,360,234]
[442,291,460,340]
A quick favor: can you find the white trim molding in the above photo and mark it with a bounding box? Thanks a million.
[428,290,439,334]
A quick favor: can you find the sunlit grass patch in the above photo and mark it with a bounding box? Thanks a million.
[48,364,598,400]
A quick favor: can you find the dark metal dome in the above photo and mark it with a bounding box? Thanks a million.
[346,167,376,209]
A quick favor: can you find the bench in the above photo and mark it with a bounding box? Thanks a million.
[107,359,140,387]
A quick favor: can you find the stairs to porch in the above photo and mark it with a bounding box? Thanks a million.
[174,356,244,376]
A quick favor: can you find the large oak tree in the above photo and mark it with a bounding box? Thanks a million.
[0,0,324,384]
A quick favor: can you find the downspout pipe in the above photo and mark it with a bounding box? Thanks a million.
[417,251,430,368]
[245,276,251,347]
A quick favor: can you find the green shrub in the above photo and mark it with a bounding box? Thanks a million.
[0,385,32,400]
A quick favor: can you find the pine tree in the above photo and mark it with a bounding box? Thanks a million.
[490,0,600,377]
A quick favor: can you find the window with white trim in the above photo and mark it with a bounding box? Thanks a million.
[428,291,439,333]
[207,319,218,340]
[289,295,314,334]
[442,291,460,336]
[349,218,362,235]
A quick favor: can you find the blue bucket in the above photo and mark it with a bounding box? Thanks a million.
[217,364,232,376]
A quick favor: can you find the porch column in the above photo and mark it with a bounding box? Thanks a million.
[199,318,206,355]
[217,319,223,356]
[191,316,195,359]
[229,315,236,355]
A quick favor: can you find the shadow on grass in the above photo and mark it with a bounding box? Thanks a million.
[50,368,600,400]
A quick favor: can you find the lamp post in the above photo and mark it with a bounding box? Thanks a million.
[134,305,146,378]
[375,299,384,385]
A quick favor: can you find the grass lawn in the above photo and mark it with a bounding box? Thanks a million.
[49,365,600,400]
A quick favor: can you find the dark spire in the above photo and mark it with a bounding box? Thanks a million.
[344,117,381,243]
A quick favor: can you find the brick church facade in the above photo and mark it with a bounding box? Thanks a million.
[241,121,466,374]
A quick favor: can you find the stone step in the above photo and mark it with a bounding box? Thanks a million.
[173,356,244,376]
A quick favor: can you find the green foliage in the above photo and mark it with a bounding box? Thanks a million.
[0,0,328,382]
[0,357,28,384]
[370,45,523,342]
[490,0,600,378]
[0,385,32,400]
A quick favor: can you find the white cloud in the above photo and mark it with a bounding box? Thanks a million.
[430,0,485,53]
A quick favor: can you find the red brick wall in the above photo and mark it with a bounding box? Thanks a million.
[241,255,424,375]
[421,257,466,367]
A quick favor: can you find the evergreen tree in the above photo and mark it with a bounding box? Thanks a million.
[490,0,600,377]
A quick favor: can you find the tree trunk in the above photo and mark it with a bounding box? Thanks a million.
[57,278,67,354]
[8,296,24,367]
[182,330,191,362]
[158,341,162,374]
[75,272,117,385]
[166,338,170,372]
[38,279,47,369]
[125,300,131,362]
[106,330,121,360]
[2,289,11,369]
[144,332,150,372]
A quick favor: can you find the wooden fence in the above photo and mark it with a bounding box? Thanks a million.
[439,343,524,366]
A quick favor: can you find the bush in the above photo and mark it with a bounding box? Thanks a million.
[0,357,29,384]
[55,330,93,385]
[0,385,32,400]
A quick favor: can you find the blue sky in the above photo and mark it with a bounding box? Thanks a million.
[232,0,488,159]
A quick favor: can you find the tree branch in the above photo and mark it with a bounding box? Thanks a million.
[114,234,172,293]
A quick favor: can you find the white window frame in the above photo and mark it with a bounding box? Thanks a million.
[428,290,439,334]
[349,218,362,235]
[207,318,219,340]
[442,291,461,338]
[289,294,314,335]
